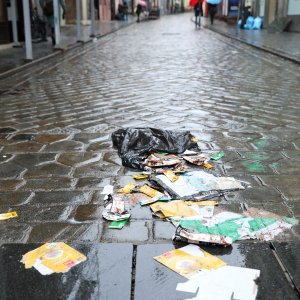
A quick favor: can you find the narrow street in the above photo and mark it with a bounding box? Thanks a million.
[0,13,299,299]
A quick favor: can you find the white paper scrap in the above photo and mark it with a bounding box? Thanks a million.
[101,185,114,195]
[177,266,260,300]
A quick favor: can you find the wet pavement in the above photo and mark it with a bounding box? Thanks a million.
[0,18,134,76]
[204,18,300,64]
[0,12,300,299]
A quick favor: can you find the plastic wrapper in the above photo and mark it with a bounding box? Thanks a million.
[112,128,199,170]
[102,194,131,221]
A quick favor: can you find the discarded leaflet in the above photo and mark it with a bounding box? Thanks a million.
[21,243,86,275]
[153,171,244,199]
[0,211,18,221]
[153,244,226,279]
[117,182,136,194]
[102,194,131,221]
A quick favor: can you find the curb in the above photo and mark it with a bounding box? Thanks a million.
[0,21,135,80]
[204,25,300,65]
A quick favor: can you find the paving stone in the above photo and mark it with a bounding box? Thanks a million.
[86,141,112,151]
[74,204,104,222]
[0,191,33,206]
[74,163,121,178]
[12,153,57,168]
[73,133,110,144]
[268,159,300,175]
[13,205,75,223]
[58,152,102,167]
[30,191,92,206]
[101,221,149,243]
[76,177,111,190]
[102,151,122,165]
[42,140,85,152]
[34,133,69,144]
[0,162,26,179]
[0,224,31,243]
[272,242,300,294]
[10,134,36,141]
[24,163,72,178]
[21,178,77,191]
[0,243,132,300]
[2,142,44,153]
[153,220,176,241]
[0,154,13,163]
[238,150,283,162]
[0,179,25,191]
[224,186,283,204]
[27,223,70,242]
[224,159,274,175]
[55,223,103,242]
[251,138,297,151]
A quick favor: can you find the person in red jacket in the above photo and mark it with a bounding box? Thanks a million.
[194,0,203,28]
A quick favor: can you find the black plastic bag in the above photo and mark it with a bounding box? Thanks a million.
[112,128,199,170]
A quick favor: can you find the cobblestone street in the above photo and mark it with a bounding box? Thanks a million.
[0,13,300,299]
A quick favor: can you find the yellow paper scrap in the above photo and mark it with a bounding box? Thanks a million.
[185,200,219,206]
[163,170,179,182]
[132,174,149,180]
[21,242,86,275]
[139,185,163,199]
[203,163,214,169]
[0,211,18,221]
[117,183,136,194]
[150,200,199,218]
[154,246,226,278]
[191,136,199,142]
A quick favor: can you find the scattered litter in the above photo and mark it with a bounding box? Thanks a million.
[132,174,149,180]
[0,211,18,220]
[153,244,226,278]
[109,218,129,229]
[203,163,214,169]
[112,128,199,169]
[101,185,114,195]
[171,208,297,245]
[176,265,260,300]
[163,170,179,182]
[21,243,86,275]
[139,185,164,199]
[150,200,203,218]
[183,153,209,166]
[117,182,136,194]
[145,153,181,167]
[102,194,131,221]
[210,152,224,161]
[153,171,244,199]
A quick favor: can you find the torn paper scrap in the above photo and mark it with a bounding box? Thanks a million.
[0,211,18,221]
[145,153,181,167]
[117,182,136,194]
[210,152,225,161]
[153,244,226,279]
[102,194,131,221]
[21,243,87,275]
[101,185,114,195]
[176,266,260,300]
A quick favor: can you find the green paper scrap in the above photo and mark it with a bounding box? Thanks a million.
[177,218,244,242]
[211,152,225,161]
[109,219,128,229]
[283,216,299,225]
[248,218,277,232]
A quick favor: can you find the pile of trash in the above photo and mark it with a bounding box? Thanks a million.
[102,128,297,242]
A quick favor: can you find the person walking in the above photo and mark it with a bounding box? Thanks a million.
[194,0,203,28]
[136,4,143,23]
[123,1,129,21]
[207,3,217,25]
[39,0,66,45]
